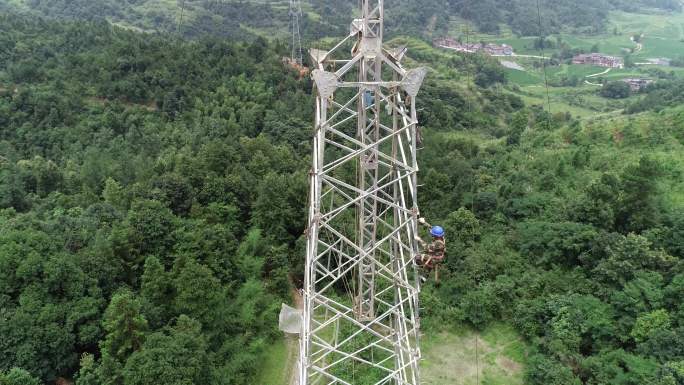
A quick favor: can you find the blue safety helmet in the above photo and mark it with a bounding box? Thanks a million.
[430,226,445,237]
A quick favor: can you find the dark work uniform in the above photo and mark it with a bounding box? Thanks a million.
[416,237,445,269]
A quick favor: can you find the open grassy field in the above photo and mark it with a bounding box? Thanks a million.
[259,323,528,385]
[558,10,684,60]
[422,324,527,385]
[256,338,293,385]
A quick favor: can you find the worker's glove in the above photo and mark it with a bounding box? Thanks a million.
[418,217,426,224]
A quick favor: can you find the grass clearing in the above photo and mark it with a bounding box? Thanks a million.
[257,323,529,385]
[421,323,527,385]
[505,68,541,86]
[560,11,684,60]
[256,337,297,385]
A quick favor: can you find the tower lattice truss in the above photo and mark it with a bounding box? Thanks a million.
[301,1,427,384]
[289,0,303,64]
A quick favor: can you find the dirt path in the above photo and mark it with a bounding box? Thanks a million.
[492,53,550,60]
[586,67,611,78]
[584,67,611,86]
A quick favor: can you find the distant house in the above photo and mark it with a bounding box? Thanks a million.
[483,43,514,56]
[572,53,624,69]
[433,37,481,53]
[434,38,514,56]
[622,78,654,91]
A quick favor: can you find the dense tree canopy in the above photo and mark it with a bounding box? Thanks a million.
[601,81,632,99]
[3,0,681,41]
[0,14,310,385]
[0,7,682,385]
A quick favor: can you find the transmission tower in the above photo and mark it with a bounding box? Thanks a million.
[300,1,427,383]
[290,0,303,64]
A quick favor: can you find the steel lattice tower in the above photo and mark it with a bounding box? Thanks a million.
[289,0,303,64]
[300,1,427,383]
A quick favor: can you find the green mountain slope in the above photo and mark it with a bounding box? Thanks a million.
[2,0,682,41]
[1,6,683,385]
[0,0,293,39]
[0,14,312,384]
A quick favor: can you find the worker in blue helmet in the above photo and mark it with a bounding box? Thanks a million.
[414,217,446,273]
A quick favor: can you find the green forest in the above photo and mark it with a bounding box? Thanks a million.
[0,15,312,385]
[1,2,684,385]
[4,0,682,41]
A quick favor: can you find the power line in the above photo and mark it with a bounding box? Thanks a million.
[176,0,186,39]
[463,6,480,384]
[535,0,552,114]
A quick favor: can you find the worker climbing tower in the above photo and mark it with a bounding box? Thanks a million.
[301,1,427,383]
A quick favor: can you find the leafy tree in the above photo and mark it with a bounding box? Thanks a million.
[571,173,620,230]
[664,275,684,310]
[516,221,598,267]
[547,295,615,360]
[474,58,506,87]
[458,283,500,329]
[122,316,211,385]
[656,361,684,385]
[631,309,672,343]
[444,207,481,245]
[601,81,631,99]
[507,109,529,145]
[581,349,659,385]
[525,354,581,385]
[617,156,664,232]
[583,234,675,287]
[99,291,148,385]
[251,172,304,244]
[74,354,99,385]
[114,200,177,270]
[636,327,684,362]
[139,257,171,328]
[152,173,193,216]
[662,211,684,257]
[0,368,41,385]
[171,257,225,335]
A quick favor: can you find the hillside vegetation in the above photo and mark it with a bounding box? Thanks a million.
[0,4,683,385]
[450,0,682,35]
[4,0,682,41]
[0,15,312,384]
